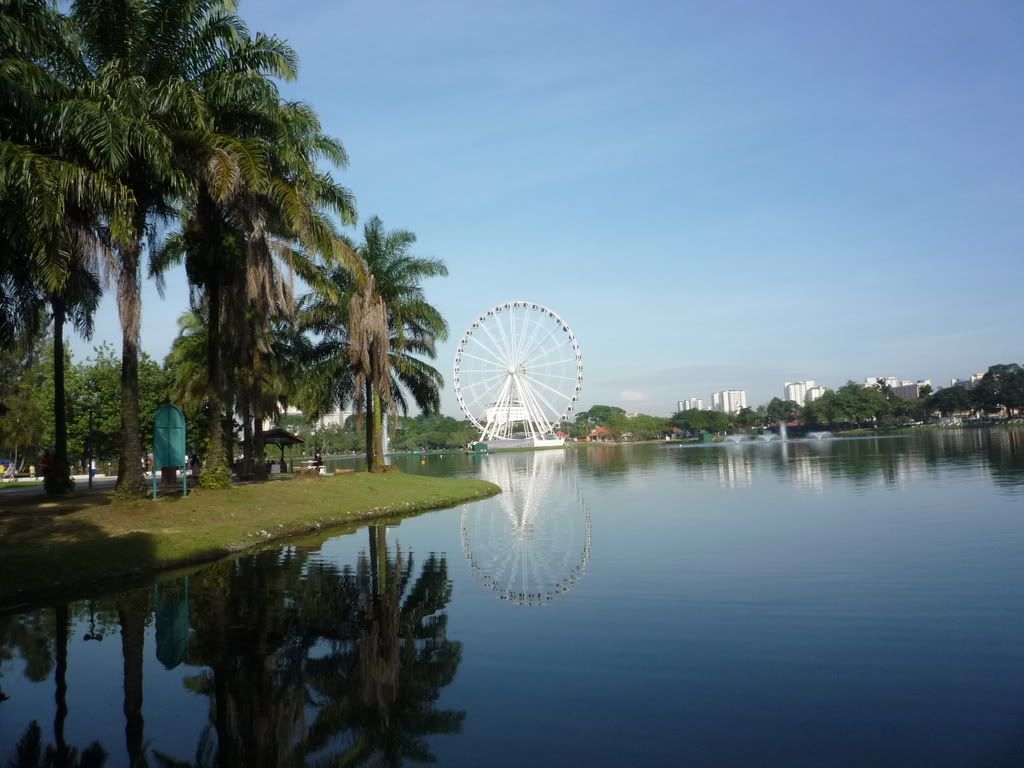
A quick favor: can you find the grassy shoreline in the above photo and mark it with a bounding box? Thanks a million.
[0,472,499,609]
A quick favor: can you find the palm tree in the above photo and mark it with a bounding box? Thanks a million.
[165,310,210,419]
[1,0,128,494]
[302,217,448,472]
[152,83,355,487]
[239,314,313,480]
[69,0,302,496]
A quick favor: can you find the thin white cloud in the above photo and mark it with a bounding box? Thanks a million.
[620,390,648,402]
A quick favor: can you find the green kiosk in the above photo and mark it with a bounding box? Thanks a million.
[153,404,188,499]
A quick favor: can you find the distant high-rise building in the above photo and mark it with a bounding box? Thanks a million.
[951,373,985,389]
[783,380,816,406]
[678,397,703,411]
[711,390,747,414]
[805,385,827,403]
[890,380,931,401]
[317,406,354,428]
[263,405,352,431]
[866,377,931,401]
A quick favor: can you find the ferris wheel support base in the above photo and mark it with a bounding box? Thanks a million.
[478,437,566,451]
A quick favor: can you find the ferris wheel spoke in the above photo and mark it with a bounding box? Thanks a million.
[522,372,574,407]
[458,368,510,376]
[516,378,546,437]
[527,372,580,382]
[495,313,518,368]
[517,378,555,434]
[482,376,513,439]
[487,312,513,363]
[516,306,545,365]
[522,357,576,371]
[458,349,507,370]
[459,375,508,399]
[478,319,514,366]
[520,388,561,435]
[460,378,509,404]
[520,310,552,366]
[522,321,564,366]
[501,310,516,365]
[459,368,507,386]
[509,307,525,365]
[466,335,511,370]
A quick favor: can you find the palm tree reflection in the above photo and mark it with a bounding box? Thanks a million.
[303,526,465,765]
[5,605,108,768]
[8,720,107,768]
[175,526,464,766]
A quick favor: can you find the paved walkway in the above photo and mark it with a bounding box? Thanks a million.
[0,474,117,499]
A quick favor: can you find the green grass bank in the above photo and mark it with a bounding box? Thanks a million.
[0,472,499,608]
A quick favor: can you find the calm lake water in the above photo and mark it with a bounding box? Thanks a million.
[3,429,1024,766]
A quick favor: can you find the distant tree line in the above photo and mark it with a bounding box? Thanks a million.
[0,339,170,473]
[277,413,477,454]
[558,363,1024,438]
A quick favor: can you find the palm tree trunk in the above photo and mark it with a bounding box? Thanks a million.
[47,297,72,495]
[365,380,385,473]
[117,593,147,768]
[372,389,385,471]
[201,281,230,488]
[241,399,253,478]
[368,525,387,597]
[365,379,374,472]
[54,602,69,758]
[116,236,146,498]
[254,389,267,481]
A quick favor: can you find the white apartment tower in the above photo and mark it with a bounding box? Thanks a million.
[678,397,704,411]
[784,380,816,406]
[711,390,747,414]
[805,385,827,403]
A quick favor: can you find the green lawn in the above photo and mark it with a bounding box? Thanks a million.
[0,472,499,607]
[0,481,43,490]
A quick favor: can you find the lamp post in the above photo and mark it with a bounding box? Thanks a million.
[83,599,103,642]
[86,406,94,489]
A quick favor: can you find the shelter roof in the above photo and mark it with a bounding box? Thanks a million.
[262,427,305,446]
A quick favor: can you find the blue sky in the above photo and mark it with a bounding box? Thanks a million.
[72,0,1024,416]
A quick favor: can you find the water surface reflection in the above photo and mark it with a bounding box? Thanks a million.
[2,529,462,767]
[461,451,590,605]
[3,428,1024,766]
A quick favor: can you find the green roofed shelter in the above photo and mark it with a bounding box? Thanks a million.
[263,427,305,465]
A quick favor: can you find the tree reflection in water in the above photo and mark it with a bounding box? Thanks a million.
[160,524,463,767]
[6,606,108,768]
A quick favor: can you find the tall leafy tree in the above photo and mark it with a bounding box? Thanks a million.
[975,364,1024,416]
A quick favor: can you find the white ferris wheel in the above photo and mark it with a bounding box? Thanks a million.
[454,301,582,446]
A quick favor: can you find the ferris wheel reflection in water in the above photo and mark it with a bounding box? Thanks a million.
[460,450,592,606]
